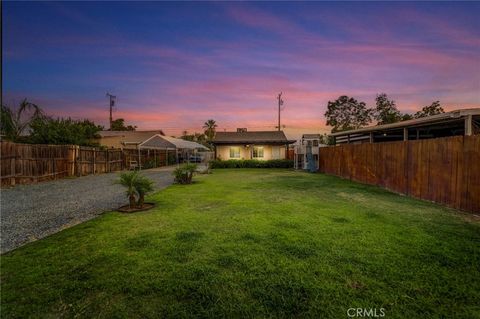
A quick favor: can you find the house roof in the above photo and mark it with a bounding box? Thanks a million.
[98,130,164,144]
[140,135,209,150]
[330,108,480,137]
[213,130,295,144]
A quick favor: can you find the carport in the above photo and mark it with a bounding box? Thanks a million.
[139,134,210,164]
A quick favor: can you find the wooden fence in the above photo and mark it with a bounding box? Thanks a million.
[318,135,480,213]
[0,141,176,186]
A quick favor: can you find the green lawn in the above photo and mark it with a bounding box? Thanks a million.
[2,169,479,318]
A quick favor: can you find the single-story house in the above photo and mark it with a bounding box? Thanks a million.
[212,129,296,160]
[330,108,480,145]
[97,130,165,149]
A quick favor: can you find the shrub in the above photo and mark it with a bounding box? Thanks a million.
[173,163,198,184]
[116,172,156,208]
[116,171,139,208]
[209,159,293,169]
[134,175,155,208]
[143,159,158,169]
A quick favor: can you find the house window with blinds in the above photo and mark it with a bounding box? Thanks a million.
[253,146,264,158]
[229,147,240,158]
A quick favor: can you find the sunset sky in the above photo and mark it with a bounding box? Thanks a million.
[3,1,479,138]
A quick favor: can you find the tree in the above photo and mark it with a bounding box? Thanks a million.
[373,93,402,125]
[319,133,335,146]
[29,117,103,146]
[110,118,136,131]
[194,132,206,144]
[0,99,44,142]
[324,96,372,133]
[414,101,444,118]
[202,119,217,142]
[180,131,195,141]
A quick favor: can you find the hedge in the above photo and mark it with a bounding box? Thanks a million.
[209,159,293,169]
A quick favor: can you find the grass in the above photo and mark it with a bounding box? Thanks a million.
[1,169,479,318]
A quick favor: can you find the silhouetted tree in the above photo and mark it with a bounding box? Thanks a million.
[1,99,44,142]
[202,119,217,142]
[324,96,372,132]
[373,93,402,125]
[414,101,444,118]
[110,118,136,131]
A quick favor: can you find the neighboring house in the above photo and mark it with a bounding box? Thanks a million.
[212,129,296,160]
[330,108,480,145]
[97,130,165,149]
[294,134,327,170]
[97,131,209,164]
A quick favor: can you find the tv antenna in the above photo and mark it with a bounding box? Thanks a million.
[276,92,285,131]
[106,93,116,130]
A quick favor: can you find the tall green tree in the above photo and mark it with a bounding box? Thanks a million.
[110,118,136,131]
[414,101,444,118]
[29,117,103,146]
[202,119,217,142]
[373,93,402,125]
[0,99,44,142]
[324,96,372,133]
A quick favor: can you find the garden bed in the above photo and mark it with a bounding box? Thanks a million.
[117,203,156,213]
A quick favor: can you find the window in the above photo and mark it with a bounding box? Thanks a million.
[307,140,312,146]
[253,146,264,158]
[313,140,319,146]
[229,147,240,158]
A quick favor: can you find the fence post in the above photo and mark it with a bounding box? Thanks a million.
[93,148,96,175]
[11,143,16,186]
[106,149,110,173]
[52,149,56,180]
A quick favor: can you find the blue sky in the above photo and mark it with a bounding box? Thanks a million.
[3,1,479,136]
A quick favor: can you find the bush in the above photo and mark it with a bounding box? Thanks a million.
[209,159,293,169]
[173,163,198,184]
[143,159,158,169]
[134,175,155,208]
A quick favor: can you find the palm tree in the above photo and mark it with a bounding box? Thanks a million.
[117,171,139,208]
[1,99,43,141]
[203,119,217,142]
[134,175,155,208]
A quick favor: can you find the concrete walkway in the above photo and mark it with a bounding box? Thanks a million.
[0,167,175,253]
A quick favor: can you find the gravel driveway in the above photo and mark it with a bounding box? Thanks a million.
[0,167,175,253]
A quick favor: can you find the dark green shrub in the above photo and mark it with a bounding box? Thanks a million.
[209,159,293,169]
[173,163,198,184]
[143,159,156,169]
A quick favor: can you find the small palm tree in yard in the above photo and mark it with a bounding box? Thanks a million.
[134,175,155,208]
[117,171,139,208]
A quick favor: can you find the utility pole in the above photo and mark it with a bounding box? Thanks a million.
[277,92,284,131]
[106,93,116,130]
